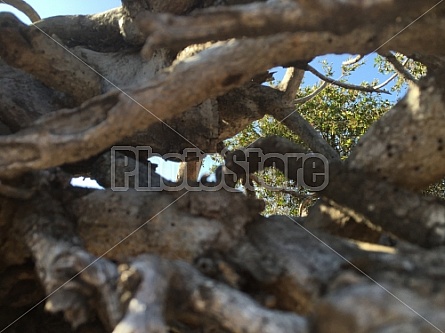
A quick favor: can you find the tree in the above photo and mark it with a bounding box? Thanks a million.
[227,56,442,216]
[225,59,394,215]
[1,1,445,332]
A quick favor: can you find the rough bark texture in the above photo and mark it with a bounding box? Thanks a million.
[348,76,445,189]
[0,13,102,104]
[1,0,445,332]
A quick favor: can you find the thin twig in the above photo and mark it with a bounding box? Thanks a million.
[373,72,398,90]
[295,81,328,104]
[383,53,418,84]
[342,54,363,67]
[306,65,390,94]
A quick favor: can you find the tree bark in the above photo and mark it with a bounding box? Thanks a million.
[2,1,445,332]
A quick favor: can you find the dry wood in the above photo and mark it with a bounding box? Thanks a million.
[1,1,445,332]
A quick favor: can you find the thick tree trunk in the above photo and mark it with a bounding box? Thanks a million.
[1,1,445,332]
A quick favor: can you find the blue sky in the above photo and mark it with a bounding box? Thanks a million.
[0,1,404,185]
[0,0,121,22]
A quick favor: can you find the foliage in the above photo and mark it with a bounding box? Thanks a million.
[374,53,427,94]
[223,56,412,215]
[423,179,445,198]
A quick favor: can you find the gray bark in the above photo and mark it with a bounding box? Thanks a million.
[1,1,445,332]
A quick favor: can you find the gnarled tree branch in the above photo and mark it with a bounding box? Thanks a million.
[0,13,102,104]
[136,0,445,55]
[114,255,309,333]
[34,7,127,51]
[277,67,305,104]
[1,1,444,180]
[1,0,41,22]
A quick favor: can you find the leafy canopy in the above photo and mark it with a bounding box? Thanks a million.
[218,54,441,215]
